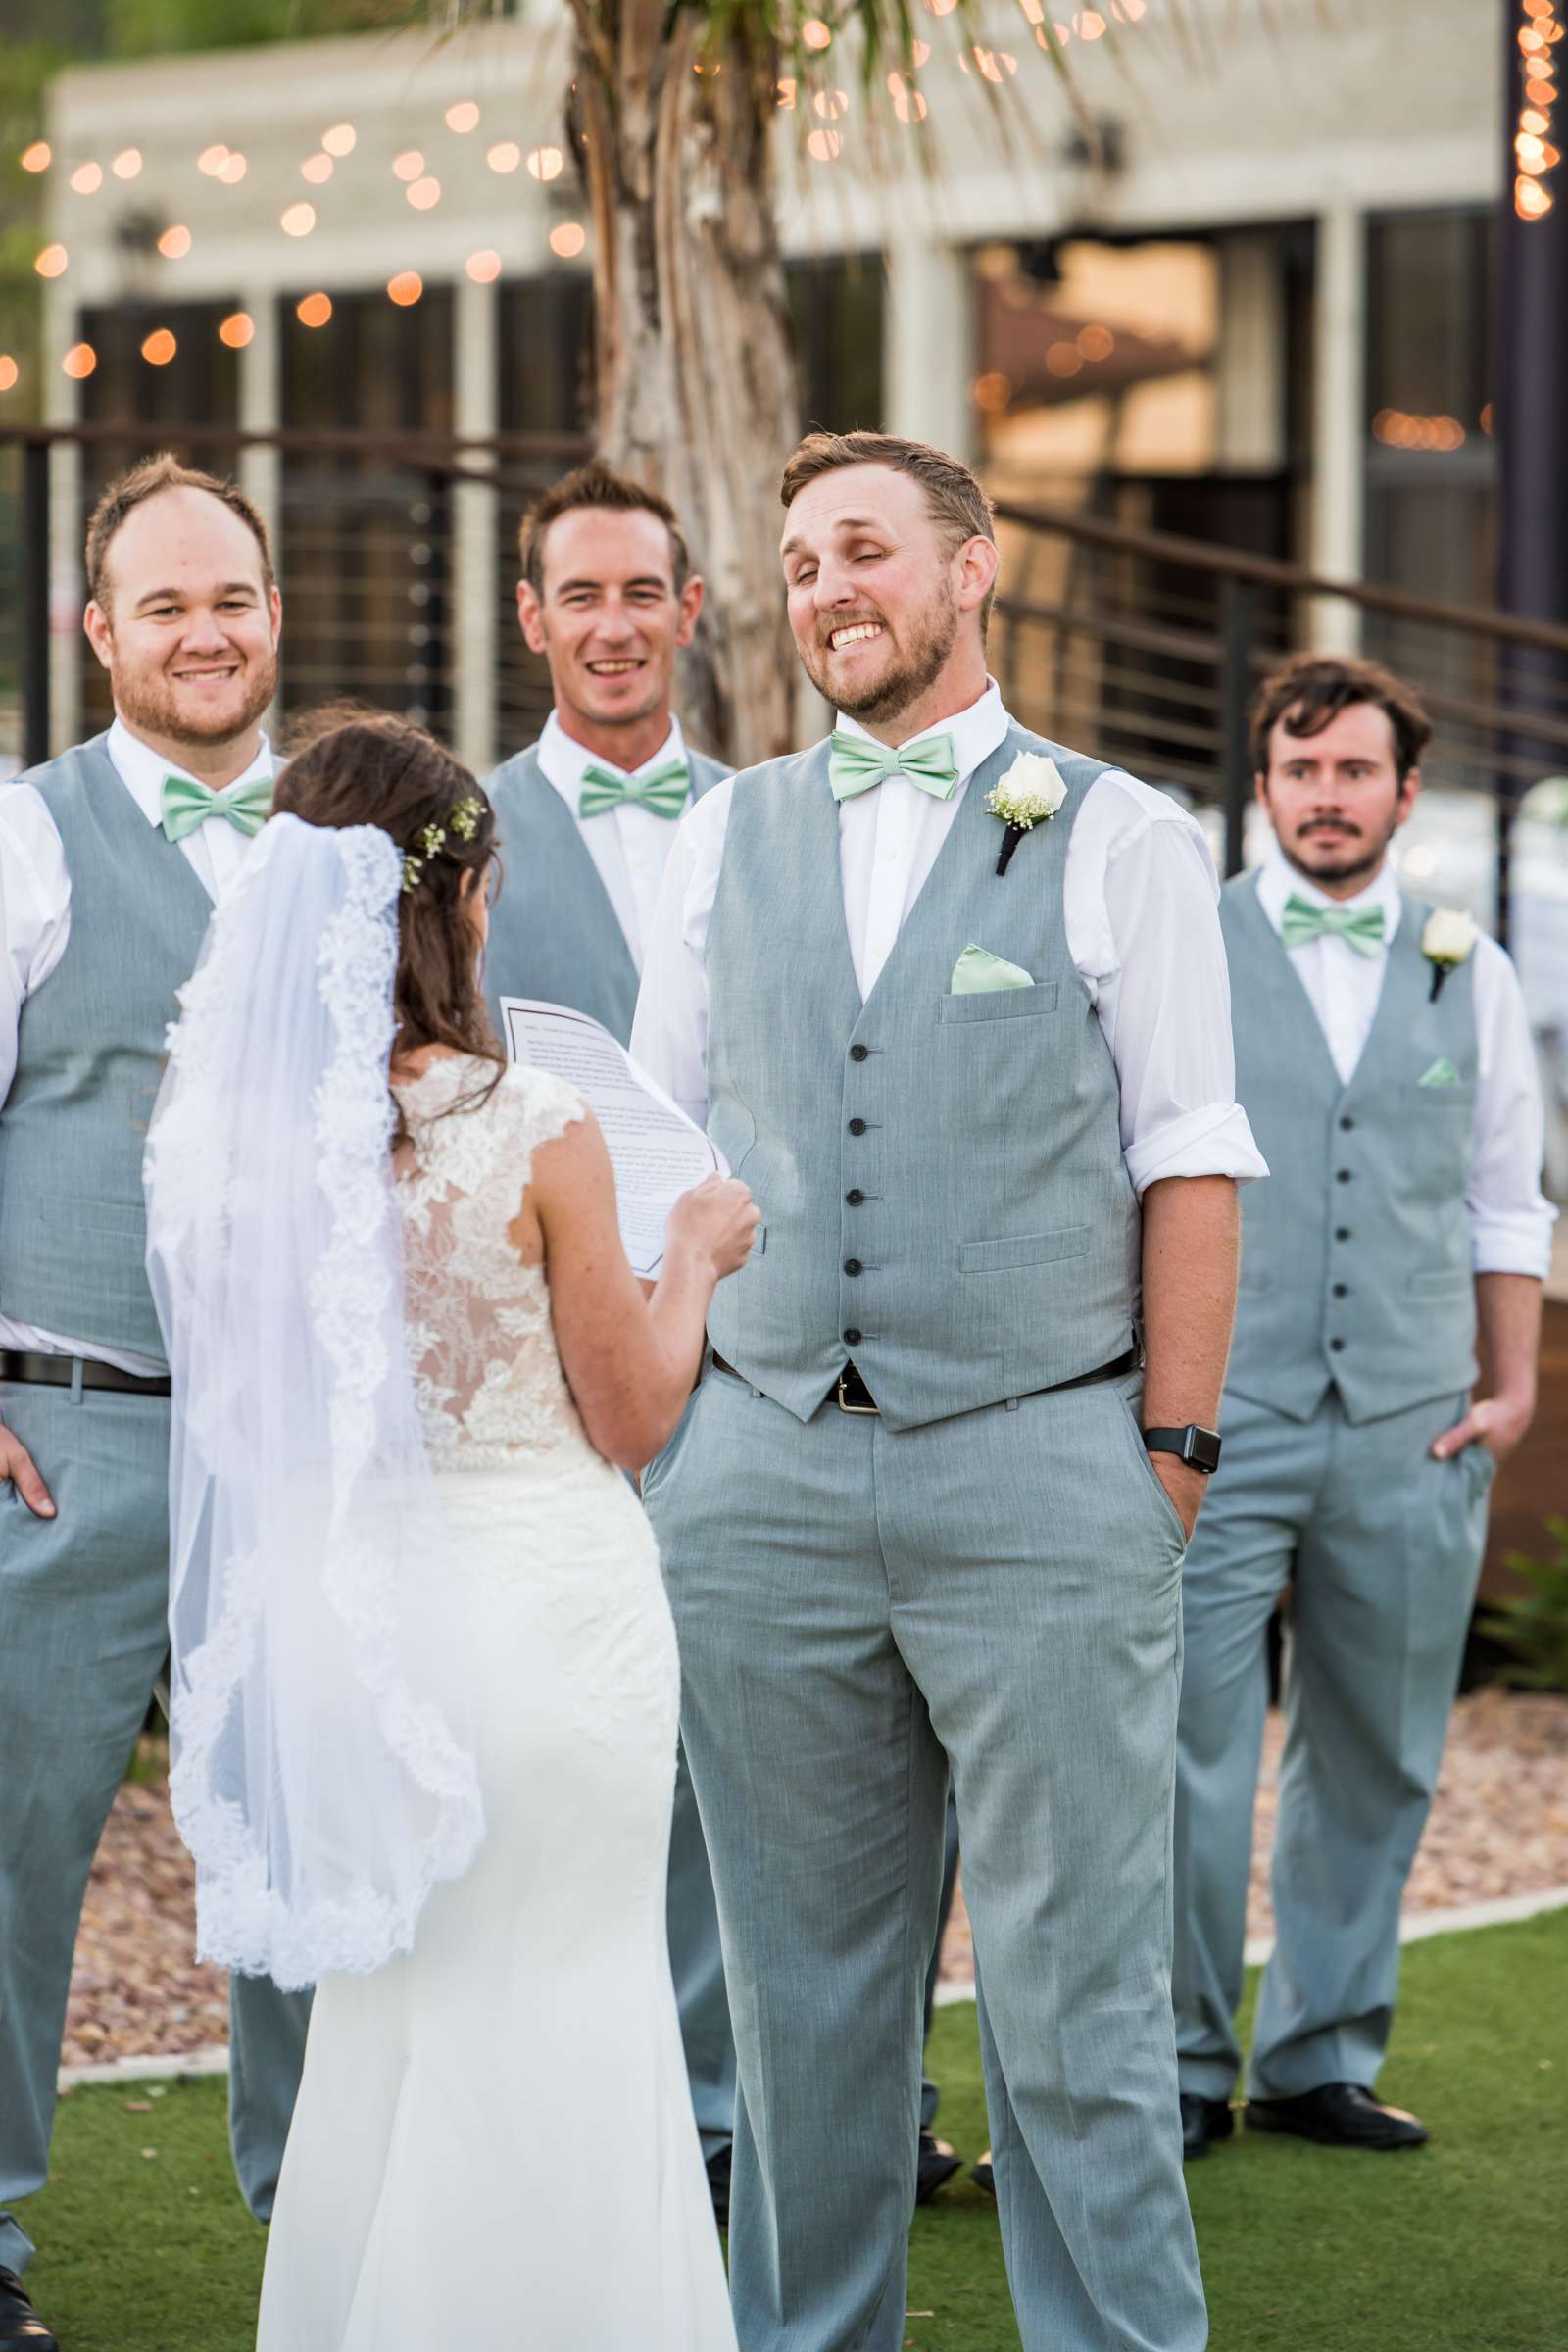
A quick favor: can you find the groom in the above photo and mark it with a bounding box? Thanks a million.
[0,456,310,2352]
[481,460,737,2209]
[633,429,1265,2351]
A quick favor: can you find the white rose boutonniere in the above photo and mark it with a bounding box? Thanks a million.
[985,753,1068,876]
[1421,906,1479,1003]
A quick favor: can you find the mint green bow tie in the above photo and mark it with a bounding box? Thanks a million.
[1281,893,1387,957]
[578,758,690,820]
[159,771,271,844]
[827,731,960,804]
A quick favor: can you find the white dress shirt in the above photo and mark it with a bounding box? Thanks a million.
[631,679,1266,1197]
[1255,845,1556,1277]
[0,719,272,1372]
[534,710,697,972]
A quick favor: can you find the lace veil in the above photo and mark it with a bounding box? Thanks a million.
[144,814,484,1988]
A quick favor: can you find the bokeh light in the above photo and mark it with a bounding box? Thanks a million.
[21,141,52,173]
[141,328,177,367]
[487,141,521,173]
[548,222,586,260]
[526,145,564,181]
[466,249,502,283]
[387,270,423,306]
[321,123,356,157]
[393,150,424,181]
[407,176,441,209]
[70,162,103,194]
[280,204,316,237]
[219,313,255,349]
[301,154,334,184]
[112,148,142,179]
[34,244,69,278]
[158,224,193,259]
[62,343,97,380]
[446,101,480,133]
[296,291,333,327]
[0,358,19,393]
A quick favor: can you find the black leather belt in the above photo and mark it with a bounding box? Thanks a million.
[0,1348,172,1398]
[710,1346,1139,1418]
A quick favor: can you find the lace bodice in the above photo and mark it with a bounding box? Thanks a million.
[393,1054,591,1471]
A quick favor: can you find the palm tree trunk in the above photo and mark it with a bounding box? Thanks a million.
[571,2,801,765]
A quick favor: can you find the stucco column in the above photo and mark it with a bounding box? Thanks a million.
[884,237,974,464]
[453,270,499,778]
[1310,203,1365,651]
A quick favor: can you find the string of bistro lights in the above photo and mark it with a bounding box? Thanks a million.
[1515,0,1563,219]
[0,1,1150,393]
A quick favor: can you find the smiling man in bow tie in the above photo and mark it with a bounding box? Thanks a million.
[484,459,739,2218]
[0,456,312,2352]
[632,430,1266,2352]
[1173,654,1553,2165]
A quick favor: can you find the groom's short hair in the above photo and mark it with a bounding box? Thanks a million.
[85,451,275,611]
[519,460,691,595]
[779,431,997,627]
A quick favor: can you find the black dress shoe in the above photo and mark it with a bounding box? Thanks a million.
[1180,2092,1235,2161]
[0,2268,58,2350]
[915,2130,962,2205]
[970,2149,995,2196]
[707,2142,732,2228]
[1244,2082,1428,2150]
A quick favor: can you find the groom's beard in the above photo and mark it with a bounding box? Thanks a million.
[800,586,959,728]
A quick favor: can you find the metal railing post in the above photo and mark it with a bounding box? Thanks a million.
[22,436,50,771]
[1218,576,1255,878]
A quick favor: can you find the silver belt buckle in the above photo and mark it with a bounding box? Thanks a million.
[837,1369,879,1416]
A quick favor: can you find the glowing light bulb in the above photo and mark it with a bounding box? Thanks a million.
[62,342,97,380]
[487,141,521,173]
[526,145,564,181]
[549,221,586,259]
[197,144,229,176]
[112,148,142,179]
[388,270,423,306]
[141,328,177,367]
[0,357,19,392]
[446,101,480,133]
[806,127,842,161]
[70,162,102,194]
[407,175,441,209]
[322,123,356,157]
[302,154,334,184]
[219,313,254,348]
[20,142,51,173]
[393,150,424,181]
[219,153,247,184]
[34,244,68,278]
[280,204,316,237]
[466,249,502,283]
[159,224,192,258]
[802,19,832,48]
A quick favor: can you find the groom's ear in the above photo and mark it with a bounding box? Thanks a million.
[675,572,705,650]
[516,576,549,656]
[955,533,1000,619]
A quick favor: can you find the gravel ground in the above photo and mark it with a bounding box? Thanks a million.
[62,1689,1568,2066]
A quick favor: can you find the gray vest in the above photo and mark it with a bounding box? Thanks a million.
[1221,872,1479,1425]
[705,725,1141,1433]
[483,741,728,1047]
[0,736,214,1361]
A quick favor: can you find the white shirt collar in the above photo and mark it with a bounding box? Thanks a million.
[1256,839,1403,946]
[535,708,688,810]
[106,715,274,825]
[832,677,1009,785]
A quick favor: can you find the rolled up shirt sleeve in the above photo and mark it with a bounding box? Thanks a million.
[1467,935,1558,1277]
[1074,776,1268,1195]
[0,784,72,1108]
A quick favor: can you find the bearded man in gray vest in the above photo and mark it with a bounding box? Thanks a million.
[632,429,1266,2352]
[0,457,312,2352]
[483,459,738,2212]
[1174,654,1552,2163]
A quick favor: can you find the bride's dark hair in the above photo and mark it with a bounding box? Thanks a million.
[273,708,505,1138]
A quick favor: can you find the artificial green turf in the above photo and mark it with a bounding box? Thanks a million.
[18,1915,1566,2351]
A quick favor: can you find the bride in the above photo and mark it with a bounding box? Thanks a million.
[144,710,756,2349]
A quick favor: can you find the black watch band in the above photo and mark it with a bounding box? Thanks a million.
[1143,1424,1223,1475]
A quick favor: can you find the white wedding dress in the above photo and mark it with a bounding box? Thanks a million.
[256,1053,737,2351]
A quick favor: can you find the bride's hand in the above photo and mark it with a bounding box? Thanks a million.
[666,1176,760,1282]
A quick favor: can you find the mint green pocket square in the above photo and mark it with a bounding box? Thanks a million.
[950,943,1034,996]
[1418,1056,1462,1088]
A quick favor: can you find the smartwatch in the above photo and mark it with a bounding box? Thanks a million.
[1143,1424,1223,1475]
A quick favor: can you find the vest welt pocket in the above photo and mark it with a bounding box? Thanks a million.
[1404,1081,1474,1108]
[958,1225,1091,1274]
[935,981,1059,1024]
[1407,1265,1471,1298]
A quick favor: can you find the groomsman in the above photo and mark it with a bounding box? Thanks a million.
[0,457,312,2351]
[482,460,738,2211]
[634,429,1265,2352]
[1174,653,1553,2160]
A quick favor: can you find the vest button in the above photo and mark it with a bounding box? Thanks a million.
[844,1257,863,1277]
[1339,1114,1356,1131]
[1335,1227,1350,1241]
[1332,1282,1348,1298]
[1336,1168,1352,1183]
[846,1189,864,1206]
[849,1043,870,1062]
[848,1117,867,1136]
[843,1327,862,1347]
[1329,1337,1346,1351]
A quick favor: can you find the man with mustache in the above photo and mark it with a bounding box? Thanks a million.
[482,460,739,2216]
[0,457,310,2352]
[1173,654,1552,2162]
[633,430,1266,2352]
